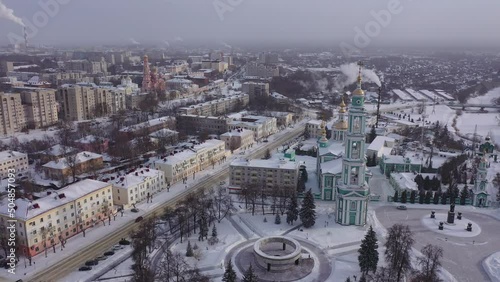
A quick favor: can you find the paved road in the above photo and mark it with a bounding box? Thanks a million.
[375,206,500,282]
[368,168,393,202]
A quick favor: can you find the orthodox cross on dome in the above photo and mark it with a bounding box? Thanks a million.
[357,61,364,85]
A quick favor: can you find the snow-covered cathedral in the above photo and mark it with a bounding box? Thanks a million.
[316,65,371,226]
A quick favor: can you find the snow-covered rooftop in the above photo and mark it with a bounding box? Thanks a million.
[367,136,396,152]
[0,150,26,162]
[112,168,162,189]
[0,179,110,220]
[231,158,299,170]
[42,151,102,170]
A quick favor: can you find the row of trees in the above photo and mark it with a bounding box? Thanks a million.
[223,260,259,282]
[356,224,444,282]
[393,185,470,205]
[237,182,316,228]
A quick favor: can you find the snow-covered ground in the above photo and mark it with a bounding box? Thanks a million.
[169,218,245,270]
[421,213,481,238]
[0,127,59,144]
[455,112,500,145]
[467,87,500,104]
[483,252,500,282]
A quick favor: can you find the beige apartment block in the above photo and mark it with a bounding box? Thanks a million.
[0,179,114,257]
[0,150,28,178]
[0,92,26,136]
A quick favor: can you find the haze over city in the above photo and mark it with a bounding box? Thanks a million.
[0,0,499,47]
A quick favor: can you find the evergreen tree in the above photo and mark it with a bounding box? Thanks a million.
[433,191,440,204]
[345,277,351,282]
[460,185,469,205]
[242,265,258,282]
[211,224,218,238]
[301,168,309,182]
[425,191,432,204]
[419,190,425,204]
[358,225,379,277]
[393,190,399,202]
[275,213,281,224]
[264,148,271,159]
[440,192,448,205]
[186,241,194,257]
[286,193,299,224]
[368,125,377,143]
[410,190,416,204]
[299,189,316,228]
[423,176,431,191]
[401,190,407,204]
[222,259,237,282]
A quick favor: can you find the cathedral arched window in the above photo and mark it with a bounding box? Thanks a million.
[351,142,360,159]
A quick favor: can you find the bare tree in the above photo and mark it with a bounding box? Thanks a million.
[40,225,55,258]
[213,186,233,223]
[239,182,259,215]
[412,244,444,282]
[131,226,156,282]
[385,224,415,282]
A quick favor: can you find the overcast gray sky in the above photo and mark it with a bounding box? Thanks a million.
[0,0,498,47]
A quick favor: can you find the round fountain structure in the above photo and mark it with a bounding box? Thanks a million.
[253,236,302,272]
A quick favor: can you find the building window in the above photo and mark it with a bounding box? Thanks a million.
[350,201,356,211]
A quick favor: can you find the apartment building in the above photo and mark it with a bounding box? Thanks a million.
[57,84,126,121]
[226,115,278,140]
[40,71,87,86]
[153,139,226,183]
[42,151,104,180]
[265,112,294,127]
[177,94,249,116]
[229,158,299,190]
[119,117,174,139]
[220,128,255,151]
[246,62,279,78]
[0,92,26,136]
[176,115,228,135]
[0,150,28,179]
[65,59,108,75]
[242,82,270,97]
[16,88,59,129]
[306,120,323,139]
[111,168,165,209]
[0,179,113,257]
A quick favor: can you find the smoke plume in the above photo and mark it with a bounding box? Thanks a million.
[129,38,140,45]
[335,63,381,89]
[0,0,24,26]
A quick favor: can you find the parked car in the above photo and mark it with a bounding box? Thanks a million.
[131,208,139,213]
[135,216,144,223]
[112,245,125,250]
[96,256,108,261]
[397,205,407,210]
[85,260,98,266]
[79,266,92,271]
[104,251,115,256]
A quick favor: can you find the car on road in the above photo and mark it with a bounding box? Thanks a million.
[397,205,407,210]
[96,256,108,261]
[85,260,98,266]
[135,216,144,222]
[104,251,115,256]
[131,208,139,213]
[112,245,124,250]
[79,266,92,271]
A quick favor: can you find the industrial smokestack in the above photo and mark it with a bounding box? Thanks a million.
[0,0,24,26]
[23,26,28,50]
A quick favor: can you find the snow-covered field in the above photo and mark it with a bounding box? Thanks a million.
[455,112,500,144]
[467,87,500,104]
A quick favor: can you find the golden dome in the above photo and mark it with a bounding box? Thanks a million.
[339,98,347,113]
[334,120,348,130]
[353,88,365,96]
